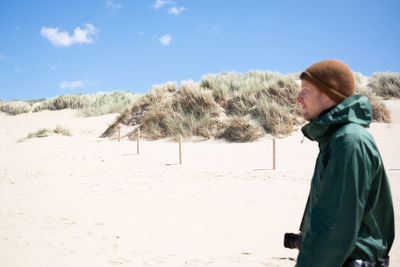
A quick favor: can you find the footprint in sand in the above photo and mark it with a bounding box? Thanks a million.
[109,258,132,265]
[60,217,76,225]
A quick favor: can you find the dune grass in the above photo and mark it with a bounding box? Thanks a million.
[79,91,143,117]
[367,72,400,98]
[2,69,398,142]
[251,98,297,136]
[33,94,89,111]
[27,128,51,139]
[119,81,224,140]
[101,70,397,142]
[102,71,302,142]
[354,72,392,123]
[53,125,73,136]
[356,86,391,123]
[0,91,142,116]
[33,91,142,116]
[0,101,31,115]
[218,116,263,142]
[18,125,73,142]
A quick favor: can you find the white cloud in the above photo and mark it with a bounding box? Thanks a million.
[50,64,58,70]
[59,80,85,89]
[14,26,21,32]
[41,24,98,47]
[153,0,172,9]
[14,66,20,72]
[138,31,144,35]
[106,0,122,14]
[159,34,172,45]
[168,6,186,15]
[106,0,122,9]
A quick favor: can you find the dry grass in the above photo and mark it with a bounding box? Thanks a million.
[140,107,174,140]
[353,72,367,90]
[251,98,296,136]
[351,72,391,123]
[200,71,298,106]
[226,93,257,117]
[79,91,143,117]
[171,113,223,140]
[367,72,400,98]
[110,70,390,142]
[112,81,222,140]
[27,128,51,139]
[0,101,31,115]
[3,70,397,142]
[102,71,395,141]
[101,72,302,141]
[18,125,73,142]
[356,86,391,123]
[53,125,73,137]
[218,116,263,142]
[1,92,141,116]
[33,94,89,111]
[173,80,220,118]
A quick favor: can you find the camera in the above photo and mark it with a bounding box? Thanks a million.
[283,233,302,249]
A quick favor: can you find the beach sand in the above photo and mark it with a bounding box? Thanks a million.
[0,101,399,267]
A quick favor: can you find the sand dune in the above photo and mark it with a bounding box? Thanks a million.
[0,102,399,267]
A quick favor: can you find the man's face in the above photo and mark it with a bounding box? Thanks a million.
[296,80,335,121]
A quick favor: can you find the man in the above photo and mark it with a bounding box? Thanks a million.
[294,59,395,266]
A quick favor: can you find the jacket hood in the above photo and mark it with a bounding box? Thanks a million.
[301,94,372,143]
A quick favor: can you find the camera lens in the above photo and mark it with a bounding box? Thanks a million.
[284,233,302,249]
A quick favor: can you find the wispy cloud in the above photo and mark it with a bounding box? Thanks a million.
[14,26,21,32]
[50,64,58,70]
[41,24,98,47]
[168,6,186,15]
[14,66,20,72]
[59,80,85,89]
[106,0,122,14]
[153,0,172,10]
[106,0,122,9]
[159,34,172,45]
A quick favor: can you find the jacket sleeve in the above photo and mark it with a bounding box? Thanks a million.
[296,134,373,267]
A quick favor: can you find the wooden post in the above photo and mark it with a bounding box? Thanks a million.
[137,128,140,155]
[273,138,276,170]
[118,125,121,142]
[179,135,182,164]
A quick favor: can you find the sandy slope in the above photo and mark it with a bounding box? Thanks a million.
[0,103,399,267]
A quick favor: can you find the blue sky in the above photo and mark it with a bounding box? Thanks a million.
[1,0,399,101]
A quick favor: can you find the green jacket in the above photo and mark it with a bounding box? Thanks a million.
[296,95,395,267]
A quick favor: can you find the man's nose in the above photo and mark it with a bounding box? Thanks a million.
[296,92,303,103]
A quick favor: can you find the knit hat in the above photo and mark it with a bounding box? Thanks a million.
[300,59,355,103]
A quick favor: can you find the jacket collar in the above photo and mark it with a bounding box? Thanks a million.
[301,94,372,146]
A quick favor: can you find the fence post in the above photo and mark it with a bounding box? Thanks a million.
[273,138,276,170]
[179,135,182,164]
[137,128,140,155]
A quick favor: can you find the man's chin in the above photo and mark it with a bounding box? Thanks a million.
[301,112,312,122]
